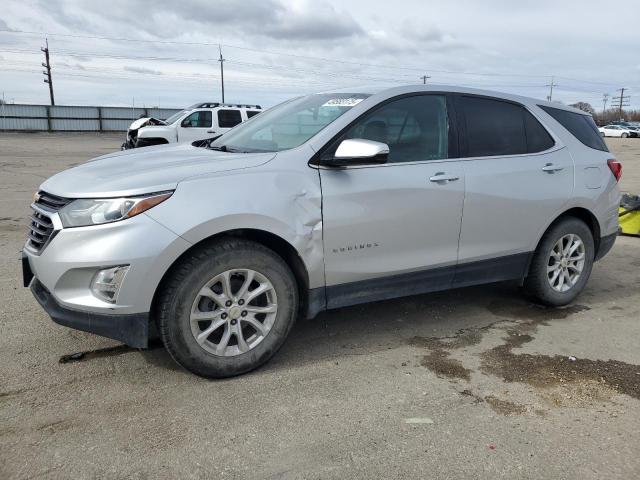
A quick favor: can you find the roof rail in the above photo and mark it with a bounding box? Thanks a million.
[193,102,262,109]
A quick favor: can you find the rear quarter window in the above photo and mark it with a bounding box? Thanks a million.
[523,110,555,152]
[539,105,608,152]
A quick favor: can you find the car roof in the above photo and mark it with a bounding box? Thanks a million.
[320,84,589,116]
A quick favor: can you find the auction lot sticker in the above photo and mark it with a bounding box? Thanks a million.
[322,98,365,107]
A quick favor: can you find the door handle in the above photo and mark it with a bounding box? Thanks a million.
[206,130,216,134]
[429,172,460,183]
[541,163,564,173]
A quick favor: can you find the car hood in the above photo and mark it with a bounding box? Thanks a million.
[39,144,276,198]
[128,117,167,131]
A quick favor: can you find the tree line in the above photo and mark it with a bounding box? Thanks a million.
[568,101,640,124]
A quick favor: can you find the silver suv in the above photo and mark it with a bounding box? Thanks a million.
[23,86,622,378]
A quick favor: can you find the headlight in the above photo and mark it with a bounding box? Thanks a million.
[58,191,172,227]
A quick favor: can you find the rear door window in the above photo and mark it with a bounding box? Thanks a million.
[459,96,527,157]
[218,109,242,128]
[246,110,261,118]
[539,105,608,152]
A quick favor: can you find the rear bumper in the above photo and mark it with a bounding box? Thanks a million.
[30,279,150,348]
[595,232,617,261]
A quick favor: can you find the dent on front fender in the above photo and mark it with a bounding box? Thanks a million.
[146,167,326,289]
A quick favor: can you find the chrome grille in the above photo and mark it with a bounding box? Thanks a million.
[27,191,71,253]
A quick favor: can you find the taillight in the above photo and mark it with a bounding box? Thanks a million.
[607,159,622,182]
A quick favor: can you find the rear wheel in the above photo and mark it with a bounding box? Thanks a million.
[157,239,298,378]
[523,217,594,306]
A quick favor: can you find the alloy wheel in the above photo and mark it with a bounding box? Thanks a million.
[190,269,278,356]
[546,234,586,292]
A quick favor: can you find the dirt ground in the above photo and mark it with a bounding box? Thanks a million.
[1,133,639,479]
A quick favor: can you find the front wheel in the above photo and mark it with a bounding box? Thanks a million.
[621,133,628,138]
[523,217,594,306]
[157,239,299,378]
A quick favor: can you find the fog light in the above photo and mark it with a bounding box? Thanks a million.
[91,266,129,303]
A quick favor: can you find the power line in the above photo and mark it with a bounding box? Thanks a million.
[0,28,559,78]
[2,44,638,93]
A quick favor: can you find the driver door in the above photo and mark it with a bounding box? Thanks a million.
[319,94,465,308]
[177,110,213,143]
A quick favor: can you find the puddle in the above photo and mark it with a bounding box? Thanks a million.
[480,329,640,400]
[410,299,640,408]
[410,333,481,381]
[486,300,591,322]
[484,395,527,415]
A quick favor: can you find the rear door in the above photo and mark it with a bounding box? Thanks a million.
[453,94,573,285]
[319,94,465,307]
[216,109,243,136]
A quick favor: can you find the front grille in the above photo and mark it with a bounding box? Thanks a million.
[27,191,71,253]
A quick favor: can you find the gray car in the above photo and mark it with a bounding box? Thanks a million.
[23,85,622,378]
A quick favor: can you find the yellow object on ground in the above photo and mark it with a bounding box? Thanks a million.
[619,194,640,236]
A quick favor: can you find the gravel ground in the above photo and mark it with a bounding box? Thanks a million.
[1,132,639,479]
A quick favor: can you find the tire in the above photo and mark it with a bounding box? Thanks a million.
[157,238,298,378]
[523,217,594,306]
[621,133,628,138]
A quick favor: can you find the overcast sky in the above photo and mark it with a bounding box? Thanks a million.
[1,0,638,109]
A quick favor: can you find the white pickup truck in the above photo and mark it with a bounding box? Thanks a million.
[122,102,262,149]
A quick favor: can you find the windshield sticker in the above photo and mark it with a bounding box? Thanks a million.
[322,98,365,107]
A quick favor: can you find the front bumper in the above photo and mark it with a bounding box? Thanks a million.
[23,211,191,346]
[30,279,150,347]
[23,212,189,314]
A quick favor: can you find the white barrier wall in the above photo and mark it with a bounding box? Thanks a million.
[0,104,181,132]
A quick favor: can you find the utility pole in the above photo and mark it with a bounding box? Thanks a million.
[218,45,225,103]
[601,93,609,124]
[602,93,609,113]
[546,76,557,102]
[420,74,431,84]
[611,88,630,120]
[41,38,55,106]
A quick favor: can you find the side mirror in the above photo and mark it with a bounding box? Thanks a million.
[323,139,389,167]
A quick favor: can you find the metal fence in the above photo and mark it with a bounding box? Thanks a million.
[0,104,182,132]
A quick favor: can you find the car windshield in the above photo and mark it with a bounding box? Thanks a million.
[163,110,188,125]
[209,93,370,153]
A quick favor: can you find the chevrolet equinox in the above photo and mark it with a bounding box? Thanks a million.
[23,86,622,378]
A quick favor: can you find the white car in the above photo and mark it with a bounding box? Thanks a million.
[123,102,262,149]
[598,124,637,138]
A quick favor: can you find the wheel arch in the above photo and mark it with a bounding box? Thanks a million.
[150,228,313,328]
[528,206,601,271]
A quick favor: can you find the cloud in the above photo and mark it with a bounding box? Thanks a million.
[1,0,638,109]
[260,1,364,41]
[36,0,363,42]
[123,65,164,76]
